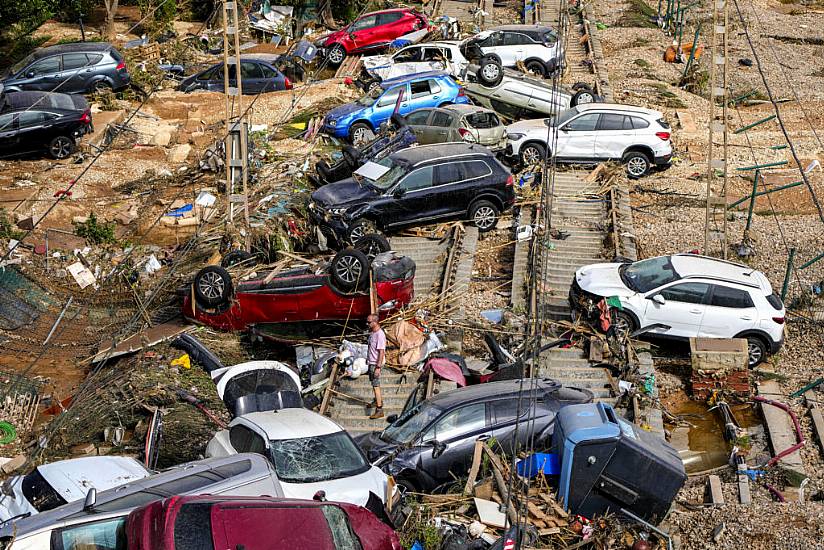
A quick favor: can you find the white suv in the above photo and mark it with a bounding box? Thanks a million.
[570,254,786,366]
[460,25,563,77]
[505,104,673,177]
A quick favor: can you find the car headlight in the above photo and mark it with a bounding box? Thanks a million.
[507,132,526,140]
[327,119,337,127]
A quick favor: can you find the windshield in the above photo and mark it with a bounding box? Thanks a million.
[381,402,442,445]
[367,156,407,191]
[620,256,680,293]
[356,92,377,107]
[269,431,369,483]
[21,469,68,512]
[554,107,580,127]
[10,55,34,76]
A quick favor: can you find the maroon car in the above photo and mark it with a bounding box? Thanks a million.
[126,495,402,550]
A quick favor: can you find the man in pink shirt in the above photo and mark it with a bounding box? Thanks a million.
[366,314,386,419]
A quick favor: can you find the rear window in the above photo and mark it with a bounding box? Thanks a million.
[322,505,363,550]
[174,503,214,550]
[47,94,77,110]
[462,160,491,180]
[465,111,500,129]
[766,292,783,310]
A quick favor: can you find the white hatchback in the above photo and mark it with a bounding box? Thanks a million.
[505,103,673,177]
[361,41,468,85]
[570,254,786,366]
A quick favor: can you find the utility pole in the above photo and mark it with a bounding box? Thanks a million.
[221,1,250,250]
[704,0,729,258]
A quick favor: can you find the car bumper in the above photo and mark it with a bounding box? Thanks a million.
[769,332,784,355]
[309,206,349,243]
[321,123,349,139]
[654,153,672,167]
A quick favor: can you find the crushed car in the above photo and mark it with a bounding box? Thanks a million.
[405,104,507,150]
[0,456,150,523]
[183,250,415,331]
[0,91,92,159]
[358,41,468,90]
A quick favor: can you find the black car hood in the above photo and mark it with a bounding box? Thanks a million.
[312,177,379,208]
[355,431,399,462]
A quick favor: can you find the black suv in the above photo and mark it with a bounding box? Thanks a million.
[355,379,594,493]
[309,142,515,244]
[1,42,130,94]
[0,92,92,159]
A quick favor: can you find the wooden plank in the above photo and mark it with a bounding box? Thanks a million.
[707,474,725,506]
[463,440,484,496]
[527,501,548,520]
[758,381,806,477]
[805,390,824,457]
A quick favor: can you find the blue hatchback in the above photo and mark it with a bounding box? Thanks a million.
[322,71,470,145]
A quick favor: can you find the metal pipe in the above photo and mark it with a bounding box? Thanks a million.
[682,24,702,78]
[781,248,796,301]
[734,114,776,134]
[43,296,73,346]
[798,249,824,270]
[745,170,759,230]
[736,160,788,171]
[753,395,805,468]
[727,179,804,209]
[619,508,674,550]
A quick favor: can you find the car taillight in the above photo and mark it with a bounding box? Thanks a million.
[116,60,126,71]
[506,175,514,187]
[655,131,671,140]
[772,316,785,324]
[458,127,476,142]
[284,76,293,90]
[80,111,91,123]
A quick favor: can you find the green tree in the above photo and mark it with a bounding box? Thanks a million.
[0,0,53,38]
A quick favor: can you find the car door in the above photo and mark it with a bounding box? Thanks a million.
[418,402,489,483]
[350,14,379,52]
[479,31,505,63]
[259,62,281,92]
[0,113,19,154]
[424,109,454,143]
[372,84,407,126]
[593,113,634,160]
[19,55,62,91]
[488,398,533,455]
[432,161,469,218]
[382,165,436,227]
[501,32,529,65]
[699,284,758,338]
[14,111,50,153]
[62,53,94,92]
[52,516,128,550]
[406,78,441,112]
[239,61,265,93]
[404,108,434,141]
[375,11,405,43]
[555,112,600,160]
[643,281,710,337]
[447,159,494,211]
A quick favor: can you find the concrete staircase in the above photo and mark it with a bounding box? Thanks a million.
[538,346,618,406]
[327,369,417,437]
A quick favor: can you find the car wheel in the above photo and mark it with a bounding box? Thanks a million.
[327,44,346,66]
[478,57,503,87]
[350,123,375,147]
[354,233,390,260]
[367,80,382,95]
[221,249,255,268]
[48,136,75,159]
[611,310,637,335]
[520,142,546,166]
[623,151,651,179]
[469,200,500,232]
[194,266,234,308]
[525,60,546,77]
[746,336,767,367]
[571,88,597,106]
[396,478,417,495]
[348,219,377,244]
[330,248,370,292]
[342,145,361,168]
[93,80,113,93]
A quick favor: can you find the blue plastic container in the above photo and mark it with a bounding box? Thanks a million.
[517,452,560,478]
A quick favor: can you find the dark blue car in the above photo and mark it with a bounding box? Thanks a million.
[322,71,470,145]
[178,58,292,94]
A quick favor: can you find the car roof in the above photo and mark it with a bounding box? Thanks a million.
[1,91,86,112]
[427,379,559,409]
[32,42,113,59]
[380,70,451,88]
[390,142,491,165]
[575,103,663,118]
[490,24,553,33]
[669,254,771,291]
[365,7,414,14]
[441,104,493,115]
[240,408,343,439]
[37,456,150,501]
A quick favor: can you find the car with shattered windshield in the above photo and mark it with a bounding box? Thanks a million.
[206,408,392,512]
[570,253,785,366]
[356,380,593,493]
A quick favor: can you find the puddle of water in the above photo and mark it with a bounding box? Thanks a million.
[666,398,762,474]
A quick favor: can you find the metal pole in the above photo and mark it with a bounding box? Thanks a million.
[798,249,824,270]
[745,170,759,231]
[43,296,73,346]
[781,247,796,301]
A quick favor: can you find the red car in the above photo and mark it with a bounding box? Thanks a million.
[183,249,415,331]
[317,8,429,66]
[126,495,402,550]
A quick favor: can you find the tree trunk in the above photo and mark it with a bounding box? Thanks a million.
[318,0,335,28]
[104,0,119,38]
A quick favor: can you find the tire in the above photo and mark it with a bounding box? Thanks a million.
[571,88,597,106]
[221,249,254,268]
[367,80,382,96]
[525,60,546,77]
[396,478,417,495]
[48,136,75,159]
[354,233,390,259]
[327,44,346,66]
[316,160,333,182]
[348,218,377,244]
[469,200,500,232]
[390,113,408,129]
[478,57,504,87]
[611,310,637,335]
[92,80,113,93]
[746,336,767,367]
[349,122,375,147]
[342,145,361,168]
[623,150,652,178]
[194,265,234,308]
[330,248,370,292]
[520,142,546,166]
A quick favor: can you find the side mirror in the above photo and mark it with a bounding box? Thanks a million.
[393,187,406,199]
[83,488,97,511]
[432,441,446,459]
[26,71,36,78]
[651,294,666,305]
[560,126,569,132]
[386,414,398,423]
[349,32,357,40]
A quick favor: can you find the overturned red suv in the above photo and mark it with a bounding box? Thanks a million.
[126,495,402,550]
[183,249,415,331]
[316,8,429,66]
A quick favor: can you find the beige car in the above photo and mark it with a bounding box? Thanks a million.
[404,104,507,151]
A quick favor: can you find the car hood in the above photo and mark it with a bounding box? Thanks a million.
[278,466,387,507]
[355,431,399,462]
[325,101,367,123]
[507,118,552,134]
[575,262,634,298]
[322,28,350,46]
[0,478,34,522]
[312,178,378,207]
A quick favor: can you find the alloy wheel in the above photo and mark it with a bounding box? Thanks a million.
[576,92,595,104]
[747,342,763,366]
[328,47,344,64]
[352,126,374,147]
[481,63,500,81]
[50,137,73,159]
[473,206,496,229]
[198,271,225,300]
[522,146,542,165]
[612,313,631,335]
[334,255,363,284]
[626,157,648,177]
